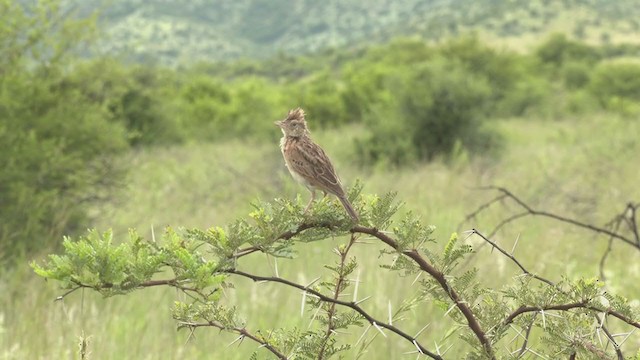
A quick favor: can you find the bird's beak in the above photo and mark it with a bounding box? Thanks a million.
[274,120,283,128]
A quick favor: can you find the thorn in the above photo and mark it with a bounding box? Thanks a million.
[390,255,399,267]
[412,339,423,354]
[539,309,546,329]
[300,291,306,316]
[526,347,547,359]
[274,258,279,278]
[434,341,441,355]
[151,224,156,243]
[508,324,526,342]
[226,335,244,348]
[414,323,431,338]
[411,273,422,286]
[185,326,196,345]
[617,329,636,346]
[305,277,321,288]
[462,230,475,242]
[443,303,457,317]
[308,304,322,329]
[354,295,371,305]
[354,324,371,347]
[441,343,454,356]
[596,327,603,347]
[402,350,420,355]
[372,322,387,338]
[511,233,521,255]
[353,270,360,302]
[388,301,393,325]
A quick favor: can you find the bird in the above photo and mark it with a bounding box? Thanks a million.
[275,108,359,221]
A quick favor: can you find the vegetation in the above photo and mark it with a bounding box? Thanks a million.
[75,0,640,64]
[31,187,640,358]
[2,0,640,358]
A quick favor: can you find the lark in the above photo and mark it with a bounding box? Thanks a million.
[275,108,359,221]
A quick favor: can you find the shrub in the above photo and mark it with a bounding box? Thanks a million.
[536,33,601,67]
[0,75,128,258]
[357,58,497,166]
[562,61,591,89]
[589,62,640,113]
[0,1,128,259]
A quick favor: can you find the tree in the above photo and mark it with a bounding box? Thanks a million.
[0,0,128,258]
[33,185,640,358]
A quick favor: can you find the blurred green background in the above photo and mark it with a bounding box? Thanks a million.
[2,0,640,358]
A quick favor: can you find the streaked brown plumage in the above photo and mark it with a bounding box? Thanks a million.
[275,108,359,221]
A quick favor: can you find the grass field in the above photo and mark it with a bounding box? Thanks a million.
[3,113,640,359]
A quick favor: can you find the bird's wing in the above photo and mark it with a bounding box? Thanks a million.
[287,138,345,196]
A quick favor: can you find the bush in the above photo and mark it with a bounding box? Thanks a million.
[288,72,348,127]
[357,58,497,166]
[0,1,129,260]
[562,61,591,89]
[0,74,128,258]
[589,62,640,114]
[536,33,601,67]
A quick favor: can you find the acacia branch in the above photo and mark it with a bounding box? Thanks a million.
[230,222,337,259]
[471,229,555,287]
[350,225,495,358]
[594,313,624,360]
[318,233,357,360]
[468,186,639,250]
[516,313,537,358]
[223,269,442,360]
[504,302,640,330]
[178,321,287,360]
[471,229,638,356]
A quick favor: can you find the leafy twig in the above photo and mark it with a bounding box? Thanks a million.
[350,225,495,359]
[178,321,287,360]
[223,269,442,360]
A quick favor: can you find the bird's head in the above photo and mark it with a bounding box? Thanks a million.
[275,107,309,138]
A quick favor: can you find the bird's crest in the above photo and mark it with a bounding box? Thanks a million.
[285,107,306,122]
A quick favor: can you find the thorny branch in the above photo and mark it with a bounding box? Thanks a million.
[224,268,442,360]
[462,186,640,251]
[350,225,495,359]
[177,321,287,360]
[470,229,639,358]
[317,233,358,360]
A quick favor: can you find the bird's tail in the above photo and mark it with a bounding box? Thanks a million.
[339,196,359,222]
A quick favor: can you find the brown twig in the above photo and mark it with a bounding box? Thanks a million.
[471,229,555,287]
[224,269,442,360]
[594,313,624,360]
[467,186,640,250]
[350,225,495,358]
[178,321,287,360]
[317,233,358,360]
[516,313,537,358]
[504,303,640,330]
[471,229,637,357]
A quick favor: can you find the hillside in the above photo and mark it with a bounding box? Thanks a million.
[70,0,640,65]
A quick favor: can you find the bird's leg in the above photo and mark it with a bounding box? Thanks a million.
[303,189,316,214]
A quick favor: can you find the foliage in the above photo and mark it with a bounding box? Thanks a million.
[33,188,640,358]
[536,33,601,68]
[589,62,640,114]
[0,0,128,259]
[68,0,640,64]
